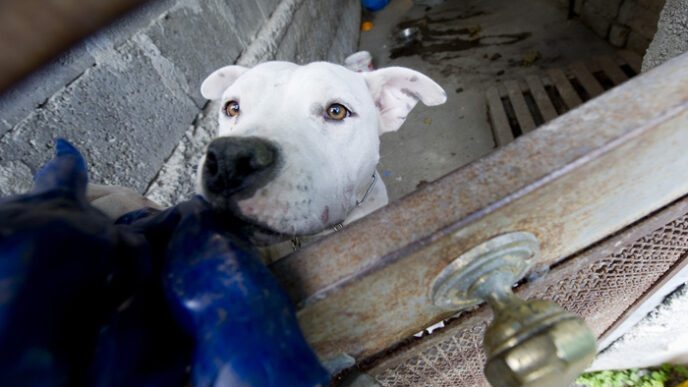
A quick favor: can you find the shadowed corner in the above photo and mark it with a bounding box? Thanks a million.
[31,139,89,200]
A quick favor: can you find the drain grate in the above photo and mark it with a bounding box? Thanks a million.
[487,50,642,147]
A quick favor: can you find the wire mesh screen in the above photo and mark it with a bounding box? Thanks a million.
[370,212,688,386]
[373,322,490,386]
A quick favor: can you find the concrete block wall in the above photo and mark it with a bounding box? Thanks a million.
[0,0,360,198]
[582,0,665,54]
[545,0,665,56]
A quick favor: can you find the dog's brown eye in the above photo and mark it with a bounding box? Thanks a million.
[223,100,240,117]
[326,103,349,120]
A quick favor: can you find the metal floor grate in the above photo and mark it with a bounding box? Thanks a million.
[487,50,642,147]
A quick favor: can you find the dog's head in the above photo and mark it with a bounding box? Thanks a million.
[197,61,445,243]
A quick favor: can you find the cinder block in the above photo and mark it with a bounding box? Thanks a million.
[301,0,334,62]
[0,0,175,139]
[0,160,33,196]
[0,44,94,137]
[609,22,631,47]
[619,0,662,40]
[317,0,337,25]
[627,30,652,56]
[99,0,178,47]
[255,0,282,19]
[276,3,311,62]
[327,32,348,64]
[274,31,298,62]
[1,0,363,201]
[635,0,667,13]
[214,0,266,45]
[326,0,361,64]
[580,4,612,38]
[144,0,244,106]
[340,0,361,57]
[0,39,199,193]
[580,0,624,18]
[552,0,568,9]
[574,0,584,15]
[283,0,360,64]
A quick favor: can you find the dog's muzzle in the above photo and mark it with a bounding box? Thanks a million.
[202,136,280,202]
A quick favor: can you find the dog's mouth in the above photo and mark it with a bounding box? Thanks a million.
[202,195,292,246]
[250,227,293,246]
[235,215,292,246]
[197,137,347,243]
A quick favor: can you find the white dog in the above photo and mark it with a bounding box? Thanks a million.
[195,61,446,247]
[87,61,445,258]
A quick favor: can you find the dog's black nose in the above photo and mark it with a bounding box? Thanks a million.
[203,137,279,197]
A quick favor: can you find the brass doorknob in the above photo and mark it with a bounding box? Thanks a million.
[431,232,596,387]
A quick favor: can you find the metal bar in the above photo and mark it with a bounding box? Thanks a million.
[597,55,629,85]
[271,52,688,362]
[505,80,536,133]
[0,0,148,93]
[525,75,558,122]
[547,68,582,110]
[596,248,688,350]
[365,195,688,381]
[486,86,514,146]
[369,305,493,386]
[571,61,604,98]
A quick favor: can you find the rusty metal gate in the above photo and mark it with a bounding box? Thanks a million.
[4,0,687,385]
[366,199,688,386]
[270,52,688,385]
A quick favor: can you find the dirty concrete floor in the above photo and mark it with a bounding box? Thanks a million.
[359,0,620,201]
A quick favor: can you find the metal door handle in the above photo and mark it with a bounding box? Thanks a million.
[431,232,596,387]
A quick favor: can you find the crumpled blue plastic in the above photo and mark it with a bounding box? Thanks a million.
[0,139,329,387]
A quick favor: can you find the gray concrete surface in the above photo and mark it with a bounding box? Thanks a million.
[642,0,688,71]
[359,0,620,201]
[0,0,360,198]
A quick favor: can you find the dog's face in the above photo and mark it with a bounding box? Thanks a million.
[197,61,445,243]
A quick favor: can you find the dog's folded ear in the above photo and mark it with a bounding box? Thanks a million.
[363,67,447,134]
[200,65,249,100]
